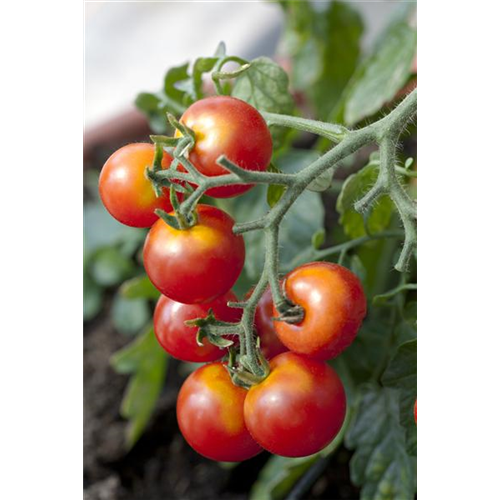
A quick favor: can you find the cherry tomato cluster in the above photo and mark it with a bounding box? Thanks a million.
[99,96,367,461]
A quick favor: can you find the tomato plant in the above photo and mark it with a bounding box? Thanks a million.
[177,362,262,462]
[272,262,367,360]
[99,143,174,227]
[154,291,241,362]
[177,96,273,198]
[95,8,418,497]
[143,204,245,304]
[244,352,346,457]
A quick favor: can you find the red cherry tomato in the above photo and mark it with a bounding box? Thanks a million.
[414,399,417,425]
[252,288,288,359]
[177,96,273,198]
[143,204,245,304]
[177,362,262,462]
[99,143,174,227]
[154,291,241,362]
[244,352,346,457]
[273,262,366,360]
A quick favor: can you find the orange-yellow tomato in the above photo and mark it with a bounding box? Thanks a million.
[244,352,346,457]
[273,262,367,360]
[177,362,262,462]
[177,96,273,198]
[99,143,174,228]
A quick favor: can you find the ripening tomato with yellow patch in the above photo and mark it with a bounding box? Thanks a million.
[273,262,367,360]
[99,143,175,227]
[177,362,262,462]
[176,96,273,198]
[244,352,346,457]
[143,204,245,304]
[153,290,241,362]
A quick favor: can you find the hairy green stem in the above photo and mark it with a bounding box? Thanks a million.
[261,112,349,142]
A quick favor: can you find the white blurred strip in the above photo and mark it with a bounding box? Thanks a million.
[84,1,283,129]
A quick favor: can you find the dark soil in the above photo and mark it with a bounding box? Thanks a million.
[84,302,359,500]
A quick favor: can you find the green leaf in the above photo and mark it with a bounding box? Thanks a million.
[266,163,286,208]
[280,1,363,119]
[310,1,364,119]
[339,319,388,386]
[336,157,394,238]
[84,201,145,257]
[346,385,416,499]
[134,93,169,134]
[250,456,318,500]
[312,229,325,250]
[404,157,414,169]
[348,254,367,284]
[110,326,168,448]
[163,62,190,102]
[232,56,294,147]
[111,294,151,336]
[382,340,417,456]
[191,56,219,99]
[88,247,135,287]
[120,274,160,301]
[135,62,191,133]
[339,9,417,126]
[306,167,333,192]
[232,56,294,115]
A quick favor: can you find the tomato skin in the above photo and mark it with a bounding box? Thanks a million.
[143,204,245,304]
[99,143,174,227]
[154,291,241,362]
[244,352,346,457]
[414,399,417,425]
[177,362,262,462]
[253,288,288,359]
[178,96,273,198]
[273,262,366,360]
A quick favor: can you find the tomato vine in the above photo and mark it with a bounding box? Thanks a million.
[145,87,417,385]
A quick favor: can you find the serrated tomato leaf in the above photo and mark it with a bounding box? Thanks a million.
[346,385,416,499]
[232,56,294,115]
[232,56,294,147]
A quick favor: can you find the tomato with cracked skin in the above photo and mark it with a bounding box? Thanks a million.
[99,143,175,227]
[154,290,241,362]
[252,287,288,359]
[177,362,262,462]
[244,352,346,457]
[176,96,273,198]
[143,204,245,304]
[273,262,366,360]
